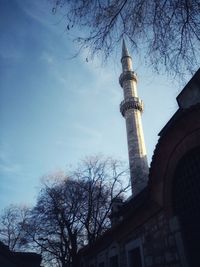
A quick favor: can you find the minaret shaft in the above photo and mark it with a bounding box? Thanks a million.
[122,80,138,98]
[119,40,149,196]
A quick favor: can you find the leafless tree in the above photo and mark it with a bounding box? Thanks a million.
[25,156,129,267]
[0,205,30,251]
[24,178,82,267]
[51,0,200,76]
[73,155,130,245]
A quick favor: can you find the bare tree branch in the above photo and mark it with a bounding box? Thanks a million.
[51,0,200,77]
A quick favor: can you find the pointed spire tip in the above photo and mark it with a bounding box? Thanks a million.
[122,38,131,59]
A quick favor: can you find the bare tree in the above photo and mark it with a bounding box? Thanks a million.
[24,178,83,267]
[0,205,30,251]
[74,155,130,245]
[25,156,129,267]
[52,0,200,76]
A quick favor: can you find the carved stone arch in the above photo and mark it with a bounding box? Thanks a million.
[163,129,200,216]
[149,105,200,212]
[149,105,200,267]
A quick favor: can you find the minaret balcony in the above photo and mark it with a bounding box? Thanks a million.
[119,71,137,87]
[120,97,144,116]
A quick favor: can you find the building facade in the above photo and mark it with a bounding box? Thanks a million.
[79,42,200,267]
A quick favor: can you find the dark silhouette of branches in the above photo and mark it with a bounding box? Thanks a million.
[73,156,129,245]
[0,205,30,251]
[52,0,200,76]
[5,155,129,267]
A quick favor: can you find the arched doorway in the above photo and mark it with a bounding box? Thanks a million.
[173,146,200,267]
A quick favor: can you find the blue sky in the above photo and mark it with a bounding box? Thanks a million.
[0,0,189,210]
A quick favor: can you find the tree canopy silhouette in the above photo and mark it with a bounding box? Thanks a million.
[0,156,129,267]
[52,0,200,76]
[0,205,30,251]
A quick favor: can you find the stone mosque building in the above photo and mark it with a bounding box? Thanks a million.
[79,41,200,267]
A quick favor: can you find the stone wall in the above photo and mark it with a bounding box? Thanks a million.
[81,211,187,267]
[142,213,181,267]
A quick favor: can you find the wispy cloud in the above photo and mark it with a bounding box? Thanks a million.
[0,162,21,174]
[0,146,22,175]
[16,0,53,28]
[73,123,102,141]
[55,123,102,151]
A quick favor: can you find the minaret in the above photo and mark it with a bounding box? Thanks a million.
[119,40,149,196]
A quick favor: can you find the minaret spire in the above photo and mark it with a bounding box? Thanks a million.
[121,39,133,72]
[119,40,149,196]
[122,39,131,59]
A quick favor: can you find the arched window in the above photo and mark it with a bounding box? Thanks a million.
[173,146,200,267]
